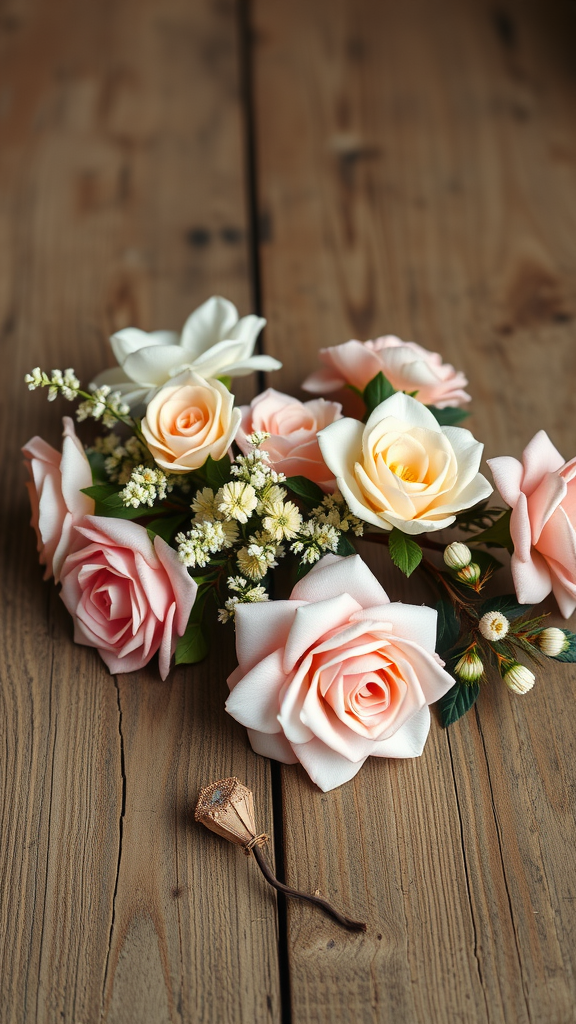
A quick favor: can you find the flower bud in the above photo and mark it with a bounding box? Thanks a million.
[443,541,472,571]
[536,627,568,658]
[457,563,481,585]
[503,663,535,694]
[479,611,509,642]
[455,650,484,683]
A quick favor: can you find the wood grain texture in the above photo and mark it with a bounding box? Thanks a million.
[251,0,576,1021]
[0,1,280,1022]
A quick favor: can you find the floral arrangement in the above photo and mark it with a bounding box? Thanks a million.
[23,295,576,791]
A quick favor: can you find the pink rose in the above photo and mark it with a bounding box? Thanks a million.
[60,516,197,679]
[226,554,454,792]
[302,336,471,409]
[22,416,94,582]
[488,431,576,618]
[236,388,342,492]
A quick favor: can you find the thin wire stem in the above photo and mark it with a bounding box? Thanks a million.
[251,845,367,933]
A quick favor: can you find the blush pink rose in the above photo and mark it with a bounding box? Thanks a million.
[236,388,342,492]
[22,416,94,582]
[60,516,197,679]
[302,336,471,409]
[225,554,454,792]
[488,431,576,618]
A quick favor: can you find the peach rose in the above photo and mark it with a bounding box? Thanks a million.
[142,370,241,473]
[22,417,94,582]
[226,554,454,792]
[60,516,197,678]
[318,392,492,535]
[303,335,471,409]
[236,388,342,492]
[488,431,576,618]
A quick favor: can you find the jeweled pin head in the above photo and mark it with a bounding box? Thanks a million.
[194,776,267,850]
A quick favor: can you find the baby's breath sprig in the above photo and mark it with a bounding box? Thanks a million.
[25,366,134,431]
[120,466,171,509]
[217,576,270,623]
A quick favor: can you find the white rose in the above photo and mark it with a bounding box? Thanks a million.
[91,295,281,408]
[318,392,492,535]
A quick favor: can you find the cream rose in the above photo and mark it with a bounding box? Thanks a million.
[142,370,241,473]
[318,392,492,535]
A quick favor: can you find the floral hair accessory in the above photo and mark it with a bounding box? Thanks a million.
[22,308,576,787]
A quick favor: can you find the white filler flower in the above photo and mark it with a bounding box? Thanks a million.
[91,295,281,408]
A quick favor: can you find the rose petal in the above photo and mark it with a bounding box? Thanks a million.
[521,430,565,495]
[487,455,523,508]
[290,553,389,608]
[225,649,287,733]
[290,738,367,792]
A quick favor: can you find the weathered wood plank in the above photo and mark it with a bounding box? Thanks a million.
[0,1,280,1022]
[251,0,576,1020]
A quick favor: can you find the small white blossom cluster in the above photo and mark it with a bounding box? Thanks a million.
[25,367,80,402]
[120,466,172,508]
[76,385,130,429]
[89,433,150,484]
[176,520,239,569]
[291,519,340,565]
[310,491,364,537]
[237,532,285,580]
[230,446,286,493]
[178,437,357,619]
[217,576,270,623]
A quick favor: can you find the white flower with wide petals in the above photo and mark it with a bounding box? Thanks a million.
[317,392,492,535]
[92,296,281,408]
[225,554,455,792]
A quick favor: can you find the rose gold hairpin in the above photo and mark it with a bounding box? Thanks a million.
[195,777,366,933]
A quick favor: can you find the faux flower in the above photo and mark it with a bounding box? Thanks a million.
[22,417,94,582]
[236,389,342,492]
[488,431,576,617]
[142,370,241,473]
[302,335,471,408]
[318,392,492,535]
[91,295,281,408]
[226,554,455,792]
[60,516,197,679]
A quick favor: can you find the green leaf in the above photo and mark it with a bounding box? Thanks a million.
[427,406,470,426]
[86,450,109,484]
[217,375,232,390]
[435,601,461,656]
[81,484,157,520]
[81,483,121,502]
[175,622,208,665]
[551,630,576,663]
[471,508,513,551]
[336,533,356,556]
[479,594,532,620]
[388,528,423,577]
[440,680,480,727]
[362,371,396,417]
[204,454,232,490]
[285,476,325,508]
[147,513,189,544]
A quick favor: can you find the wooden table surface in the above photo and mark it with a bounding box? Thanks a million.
[2,1,576,1021]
